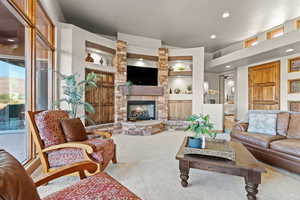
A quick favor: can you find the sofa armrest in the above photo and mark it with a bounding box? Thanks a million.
[35,161,97,187]
[232,122,249,133]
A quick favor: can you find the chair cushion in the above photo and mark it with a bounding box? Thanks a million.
[270,139,300,157]
[47,138,115,169]
[60,118,87,142]
[0,150,41,200]
[277,112,290,136]
[231,131,285,148]
[35,110,69,147]
[43,172,140,200]
[248,113,277,135]
[287,113,300,139]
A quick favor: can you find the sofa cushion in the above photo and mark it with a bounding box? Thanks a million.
[60,118,87,142]
[35,110,69,147]
[43,172,140,200]
[0,150,41,200]
[277,112,290,136]
[248,113,277,135]
[287,114,300,139]
[270,139,300,157]
[231,131,285,148]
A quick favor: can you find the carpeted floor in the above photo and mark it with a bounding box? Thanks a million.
[34,131,300,200]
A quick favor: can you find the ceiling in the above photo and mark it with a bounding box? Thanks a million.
[58,0,300,52]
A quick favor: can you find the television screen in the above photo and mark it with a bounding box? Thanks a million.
[127,66,158,86]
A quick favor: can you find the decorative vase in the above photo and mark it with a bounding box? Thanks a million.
[100,57,104,65]
[188,137,203,149]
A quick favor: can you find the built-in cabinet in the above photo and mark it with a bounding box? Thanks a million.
[168,100,192,120]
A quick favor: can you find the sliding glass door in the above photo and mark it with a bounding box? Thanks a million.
[0,1,28,162]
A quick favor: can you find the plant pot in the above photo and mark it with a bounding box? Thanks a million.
[188,137,203,148]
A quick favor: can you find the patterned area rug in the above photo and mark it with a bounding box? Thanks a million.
[34,131,300,200]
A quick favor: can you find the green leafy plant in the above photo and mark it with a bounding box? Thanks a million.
[53,72,97,123]
[177,66,185,71]
[185,114,217,139]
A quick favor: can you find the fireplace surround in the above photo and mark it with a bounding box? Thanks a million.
[127,101,156,121]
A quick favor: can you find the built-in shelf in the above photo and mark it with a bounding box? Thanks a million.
[85,62,116,73]
[169,94,192,100]
[168,71,192,76]
[120,85,164,96]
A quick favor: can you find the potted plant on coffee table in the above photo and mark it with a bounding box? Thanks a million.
[185,114,216,149]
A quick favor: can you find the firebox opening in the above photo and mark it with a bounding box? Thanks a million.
[127,101,156,121]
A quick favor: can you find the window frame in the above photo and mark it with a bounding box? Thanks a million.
[297,20,300,30]
[2,0,55,166]
[244,37,258,48]
[267,27,284,40]
[288,57,300,73]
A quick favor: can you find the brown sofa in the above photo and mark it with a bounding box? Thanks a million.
[231,112,300,174]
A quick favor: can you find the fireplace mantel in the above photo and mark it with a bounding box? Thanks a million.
[120,85,164,96]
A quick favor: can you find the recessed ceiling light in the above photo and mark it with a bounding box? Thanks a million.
[222,12,230,18]
[7,38,15,42]
[225,65,231,68]
[210,35,216,39]
[286,48,295,53]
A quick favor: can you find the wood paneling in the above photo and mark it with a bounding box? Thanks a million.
[127,53,158,61]
[168,56,193,61]
[168,100,192,120]
[86,41,116,55]
[85,69,115,125]
[248,61,280,110]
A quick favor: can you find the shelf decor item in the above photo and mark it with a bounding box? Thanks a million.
[174,88,181,94]
[185,114,216,149]
[85,53,94,63]
[100,57,104,65]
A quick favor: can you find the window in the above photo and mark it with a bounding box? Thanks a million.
[288,79,300,94]
[0,0,55,165]
[267,27,284,39]
[244,37,258,48]
[289,57,300,73]
[297,20,300,30]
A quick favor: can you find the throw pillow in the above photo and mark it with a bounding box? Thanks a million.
[60,118,87,142]
[287,113,300,139]
[35,110,69,147]
[248,113,277,135]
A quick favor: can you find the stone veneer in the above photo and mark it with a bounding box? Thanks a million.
[114,41,169,122]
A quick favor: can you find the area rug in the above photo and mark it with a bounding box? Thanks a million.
[34,131,300,200]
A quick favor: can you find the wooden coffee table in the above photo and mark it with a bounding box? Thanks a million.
[176,137,266,200]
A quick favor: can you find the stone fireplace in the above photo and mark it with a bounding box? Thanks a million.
[127,101,156,120]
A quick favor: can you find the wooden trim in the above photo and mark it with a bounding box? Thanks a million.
[5,0,33,27]
[288,78,300,94]
[127,53,158,61]
[25,157,41,175]
[267,27,284,40]
[244,37,258,48]
[86,41,116,55]
[168,56,193,61]
[169,71,192,76]
[288,56,300,73]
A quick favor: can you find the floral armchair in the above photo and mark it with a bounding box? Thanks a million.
[27,110,117,174]
[0,149,140,200]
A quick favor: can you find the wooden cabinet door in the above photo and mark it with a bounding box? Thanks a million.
[248,61,280,110]
[85,69,115,125]
[168,100,192,120]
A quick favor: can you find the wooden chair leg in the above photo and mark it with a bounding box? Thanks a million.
[112,144,117,164]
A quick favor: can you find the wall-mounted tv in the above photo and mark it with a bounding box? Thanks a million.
[127,65,158,86]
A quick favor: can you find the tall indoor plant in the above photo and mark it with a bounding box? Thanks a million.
[185,114,216,148]
[53,72,97,123]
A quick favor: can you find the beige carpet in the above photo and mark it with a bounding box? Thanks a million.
[35,131,300,200]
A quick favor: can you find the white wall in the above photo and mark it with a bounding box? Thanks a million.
[236,52,300,120]
[39,0,65,23]
[118,32,162,49]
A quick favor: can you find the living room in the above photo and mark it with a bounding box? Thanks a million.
[1,0,300,200]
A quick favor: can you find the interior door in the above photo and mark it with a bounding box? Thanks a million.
[248,61,280,110]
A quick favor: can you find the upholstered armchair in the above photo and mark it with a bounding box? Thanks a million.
[0,150,140,200]
[27,110,117,174]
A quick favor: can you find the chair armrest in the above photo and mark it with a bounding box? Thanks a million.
[42,142,96,154]
[35,161,97,187]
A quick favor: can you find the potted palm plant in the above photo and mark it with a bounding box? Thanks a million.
[185,114,216,149]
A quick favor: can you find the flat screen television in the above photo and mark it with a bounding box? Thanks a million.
[127,65,158,86]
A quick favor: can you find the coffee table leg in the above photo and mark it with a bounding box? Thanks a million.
[244,172,261,200]
[179,160,190,187]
